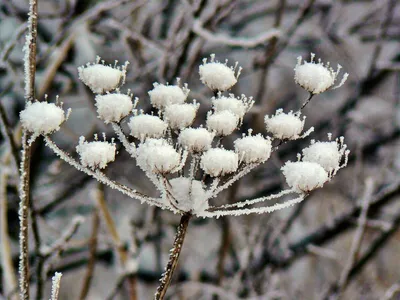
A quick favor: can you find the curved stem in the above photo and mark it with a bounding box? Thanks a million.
[154,213,191,300]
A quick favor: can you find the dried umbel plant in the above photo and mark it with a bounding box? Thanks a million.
[20,53,349,299]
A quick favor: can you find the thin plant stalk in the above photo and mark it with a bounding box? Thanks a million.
[154,213,192,300]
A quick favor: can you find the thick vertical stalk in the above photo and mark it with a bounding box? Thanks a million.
[154,213,192,300]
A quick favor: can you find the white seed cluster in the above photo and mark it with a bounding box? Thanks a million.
[76,136,116,169]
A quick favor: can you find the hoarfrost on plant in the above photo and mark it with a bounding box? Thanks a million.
[94,93,133,123]
[148,83,188,110]
[164,103,199,129]
[264,109,305,140]
[200,148,238,177]
[178,128,214,153]
[128,114,168,141]
[234,134,272,164]
[207,110,238,136]
[302,141,342,172]
[76,137,116,169]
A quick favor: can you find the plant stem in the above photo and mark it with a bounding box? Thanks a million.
[154,213,192,300]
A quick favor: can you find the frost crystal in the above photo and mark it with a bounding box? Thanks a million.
[264,109,305,140]
[148,83,188,110]
[136,139,182,174]
[302,141,341,172]
[95,93,133,123]
[20,101,65,135]
[167,177,208,213]
[128,114,168,141]
[212,94,254,120]
[78,57,128,94]
[234,134,272,164]
[201,148,238,177]
[294,53,348,94]
[207,110,238,136]
[164,103,199,129]
[199,54,241,91]
[281,161,328,193]
[76,137,116,169]
[178,128,214,153]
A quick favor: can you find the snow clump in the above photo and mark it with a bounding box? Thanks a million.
[78,57,128,94]
[200,148,238,177]
[207,110,238,136]
[148,83,189,110]
[164,102,199,129]
[94,93,133,123]
[294,53,348,94]
[199,54,241,92]
[264,109,306,140]
[212,94,254,121]
[234,134,272,164]
[20,101,65,135]
[178,128,214,153]
[128,114,167,141]
[76,136,116,169]
[302,141,342,172]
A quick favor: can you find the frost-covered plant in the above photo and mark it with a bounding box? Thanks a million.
[19,53,349,300]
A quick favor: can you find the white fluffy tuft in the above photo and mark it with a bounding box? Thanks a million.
[148,83,188,110]
[200,148,238,177]
[264,109,305,140]
[128,114,167,141]
[234,134,272,164]
[178,128,214,152]
[76,137,116,169]
[212,94,253,119]
[302,141,341,172]
[164,103,199,129]
[95,93,132,123]
[207,110,238,136]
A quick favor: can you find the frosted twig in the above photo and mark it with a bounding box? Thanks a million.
[192,19,280,48]
[111,122,136,157]
[49,272,62,300]
[382,283,400,300]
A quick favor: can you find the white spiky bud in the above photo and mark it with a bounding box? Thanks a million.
[178,128,214,152]
[207,110,238,136]
[78,57,128,94]
[234,134,272,164]
[164,102,199,129]
[128,114,167,141]
[148,83,189,110]
[294,53,348,94]
[212,94,254,120]
[200,148,238,177]
[20,101,65,135]
[281,161,328,193]
[94,93,133,123]
[199,54,241,92]
[264,109,305,140]
[76,136,116,169]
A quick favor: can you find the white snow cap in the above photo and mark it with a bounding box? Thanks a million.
[167,177,209,213]
[20,101,65,135]
[281,161,328,193]
[201,148,238,177]
[234,134,272,164]
[212,94,254,120]
[95,93,133,123]
[76,136,116,169]
[148,83,189,110]
[265,109,305,140]
[199,54,241,91]
[207,110,238,136]
[164,102,199,129]
[178,127,214,152]
[136,138,182,174]
[294,53,348,94]
[128,114,167,141]
[78,57,128,94]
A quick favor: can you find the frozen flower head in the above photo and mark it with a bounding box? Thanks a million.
[207,110,238,136]
[167,177,209,213]
[148,83,189,110]
[281,161,328,193]
[264,109,306,140]
[95,93,133,123]
[128,114,168,141]
[136,138,182,174]
[76,136,116,169]
[201,148,238,177]
[78,57,128,94]
[199,54,241,92]
[164,102,199,130]
[294,53,348,94]
[212,94,254,121]
[234,133,272,164]
[20,101,65,135]
[302,136,348,172]
[178,128,214,153]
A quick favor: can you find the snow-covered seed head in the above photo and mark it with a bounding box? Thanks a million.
[264,109,305,140]
[234,134,272,164]
[76,136,116,169]
[94,93,133,123]
[178,128,214,153]
[148,83,189,110]
[128,114,168,141]
[20,101,65,135]
[207,110,238,136]
[164,102,199,129]
[78,57,128,94]
[302,141,341,172]
[200,148,238,177]
[281,161,329,193]
[199,54,241,92]
[212,94,254,121]
[167,177,209,213]
[294,53,349,94]
[136,138,182,174]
